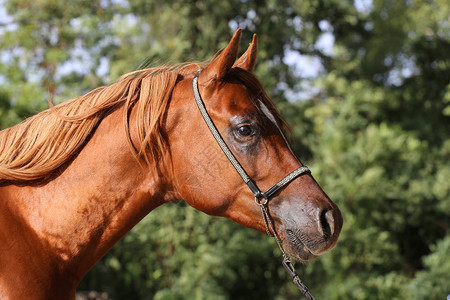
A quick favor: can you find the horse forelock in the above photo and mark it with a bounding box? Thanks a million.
[0,62,203,183]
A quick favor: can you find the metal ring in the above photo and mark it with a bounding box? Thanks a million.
[255,196,268,206]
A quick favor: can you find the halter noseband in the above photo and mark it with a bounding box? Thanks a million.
[192,72,316,300]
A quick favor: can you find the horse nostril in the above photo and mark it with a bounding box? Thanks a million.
[319,209,335,239]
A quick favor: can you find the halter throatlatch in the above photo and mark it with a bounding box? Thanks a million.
[192,72,316,300]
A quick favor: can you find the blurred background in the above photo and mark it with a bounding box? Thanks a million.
[0,0,449,299]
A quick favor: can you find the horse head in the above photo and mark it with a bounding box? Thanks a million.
[168,29,343,262]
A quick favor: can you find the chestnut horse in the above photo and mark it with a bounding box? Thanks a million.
[0,29,342,299]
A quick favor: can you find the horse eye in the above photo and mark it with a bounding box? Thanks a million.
[236,125,253,137]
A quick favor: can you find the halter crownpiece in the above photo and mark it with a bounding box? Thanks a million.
[192,72,316,300]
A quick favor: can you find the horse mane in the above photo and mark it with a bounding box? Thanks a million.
[0,63,286,183]
[0,63,201,183]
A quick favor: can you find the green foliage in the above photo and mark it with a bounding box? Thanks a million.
[405,235,450,299]
[1,0,449,299]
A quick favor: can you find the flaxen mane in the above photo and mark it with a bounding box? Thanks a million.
[0,63,285,183]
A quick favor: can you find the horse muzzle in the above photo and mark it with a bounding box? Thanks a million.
[275,196,343,262]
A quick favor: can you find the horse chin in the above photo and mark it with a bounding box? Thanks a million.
[282,229,318,262]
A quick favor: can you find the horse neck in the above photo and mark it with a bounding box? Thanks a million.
[0,106,177,295]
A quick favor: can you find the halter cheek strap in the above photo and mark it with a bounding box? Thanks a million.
[192,73,310,201]
[192,72,316,300]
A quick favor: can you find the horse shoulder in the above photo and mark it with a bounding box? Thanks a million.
[0,185,77,299]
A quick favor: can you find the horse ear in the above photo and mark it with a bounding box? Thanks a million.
[233,34,257,72]
[199,29,242,84]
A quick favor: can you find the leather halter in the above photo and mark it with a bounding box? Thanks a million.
[192,72,316,300]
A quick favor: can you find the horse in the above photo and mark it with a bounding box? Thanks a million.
[0,29,342,299]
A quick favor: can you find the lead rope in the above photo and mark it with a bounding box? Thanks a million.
[256,197,317,300]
